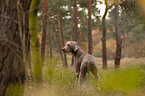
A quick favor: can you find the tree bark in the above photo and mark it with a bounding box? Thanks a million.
[55,29,66,67]
[101,1,114,69]
[57,0,68,68]
[48,22,53,57]
[120,13,128,58]
[41,0,48,64]
[29,0,42,83]
[114,0,122,68]
[0,0,30,95]
[72,0,78,41]
[88,0,93,55]
[122,31,127,58]
[71,0,78,66]
[102,9,108,70]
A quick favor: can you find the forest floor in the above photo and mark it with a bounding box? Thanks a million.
[24,56,145,96]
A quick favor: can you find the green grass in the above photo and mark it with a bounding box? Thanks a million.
[24,57,145,96]
[99,65,145,95]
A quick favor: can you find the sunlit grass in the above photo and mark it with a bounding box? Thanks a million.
[99,64,145,95]
[24,57,145,96]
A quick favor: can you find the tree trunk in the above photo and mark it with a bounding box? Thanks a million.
[71,0,78,66]
[120,13,127,58]
[88,0,93,55]
[72,0,78,41]
[123,31,127,58]
[0,0,30,95]
[48,23,53,57]
[55,29,66,67]
[57,0,68,68]
[29,0,42,83]
[102,9,108,70]
[114,0,122,68]
[101,0,114,70]
[41,0,48,64]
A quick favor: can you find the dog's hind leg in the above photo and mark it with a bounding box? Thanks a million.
[90,64,100,90]
[87,65,90,82]
[87,71,90,82]
[90,64,99,80]
[78,63,87,85]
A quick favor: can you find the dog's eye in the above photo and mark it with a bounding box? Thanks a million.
[68,44,70,46]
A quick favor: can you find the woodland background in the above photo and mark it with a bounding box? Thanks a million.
[0,0,145,96]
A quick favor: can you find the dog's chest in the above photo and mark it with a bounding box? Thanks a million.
[74,55,84,65]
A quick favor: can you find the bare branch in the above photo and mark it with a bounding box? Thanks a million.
[1,42,22,58]
[0,14,18,24]
[0,36,21,49]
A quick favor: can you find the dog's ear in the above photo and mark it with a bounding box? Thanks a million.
[73,41,78,45]
[73,43,78,52]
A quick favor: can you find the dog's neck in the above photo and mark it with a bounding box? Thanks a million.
[71,48,78,56]
[71,47,86,57]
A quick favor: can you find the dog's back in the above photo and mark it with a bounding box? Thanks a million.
[81,54,99,79]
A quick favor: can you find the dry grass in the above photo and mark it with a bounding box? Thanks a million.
[23,56,145,96]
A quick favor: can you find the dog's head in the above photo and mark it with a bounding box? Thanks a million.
[62,41,78,53]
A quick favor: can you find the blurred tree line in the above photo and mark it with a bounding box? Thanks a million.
[37,0,145,68]
[0,0,145,95]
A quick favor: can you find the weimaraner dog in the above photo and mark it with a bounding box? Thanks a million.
[62,41,99,85]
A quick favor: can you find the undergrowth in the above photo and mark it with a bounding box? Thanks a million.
[24,57,145,96]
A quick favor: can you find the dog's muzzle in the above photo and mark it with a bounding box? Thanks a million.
[62,48,65,52]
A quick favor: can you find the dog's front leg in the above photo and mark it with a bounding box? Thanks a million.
[75,62,81,79]
[78,73,82,86]
[78,71,86,86]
